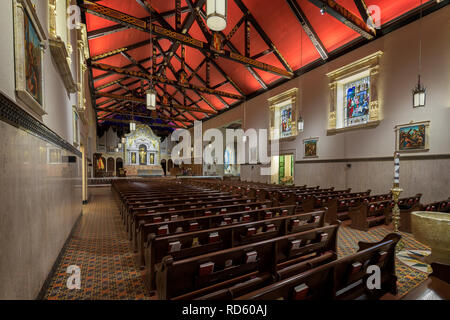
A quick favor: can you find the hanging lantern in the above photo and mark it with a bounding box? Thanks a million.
[115,147,119,153]
[412,75,426,107]
[297,116,304,132]
[412,1,426,108]
[118,143,122,149]
[146,88,157,110]
[121,137,126,144]
[206,0,227,32]
[130,121,136,131]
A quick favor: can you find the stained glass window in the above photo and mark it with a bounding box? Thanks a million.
[343,76,370,127]
[224,147,232,174]
[280,104,293,138]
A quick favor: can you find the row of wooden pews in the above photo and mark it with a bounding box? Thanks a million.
[112,180,402,300]
[237,233,400,300]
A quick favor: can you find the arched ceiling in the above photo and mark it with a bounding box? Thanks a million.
[79,0,442,134]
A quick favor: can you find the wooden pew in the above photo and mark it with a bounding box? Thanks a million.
[236,233,400,300]
[324,193,390,222]
[348,200,392,231]
[145,210,327,290]
[126,197,263,236]
[155,223,339,299]
[135,202,286,267]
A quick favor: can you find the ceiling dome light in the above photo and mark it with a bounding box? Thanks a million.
[206,0,227,32]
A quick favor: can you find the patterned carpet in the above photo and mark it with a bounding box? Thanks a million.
[338,224,430,297]
[42,187,429,300]
[43,187,151,300]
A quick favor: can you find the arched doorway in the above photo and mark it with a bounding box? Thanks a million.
[107,157,115,176]
[161,159,167,176]
[116,158,123,176]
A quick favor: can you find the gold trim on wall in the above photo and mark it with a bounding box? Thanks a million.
[76,24,89,123]
[48,0,77,94]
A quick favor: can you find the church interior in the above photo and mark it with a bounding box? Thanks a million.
[0,0,449,303]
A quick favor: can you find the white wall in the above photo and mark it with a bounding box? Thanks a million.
[0,0,78,142]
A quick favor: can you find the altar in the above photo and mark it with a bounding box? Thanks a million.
[124,125,164,176]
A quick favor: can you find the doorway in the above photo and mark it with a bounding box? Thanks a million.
[270,154,294,185]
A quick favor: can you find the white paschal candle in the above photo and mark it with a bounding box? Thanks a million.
[394,153,400,186]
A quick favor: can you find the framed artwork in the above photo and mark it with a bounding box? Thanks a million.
[13,0,47,116]
[395,121,430,152]
[303,138,319,158]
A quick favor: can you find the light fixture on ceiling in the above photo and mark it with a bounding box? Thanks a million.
[130,101,136,131]
[206,0,228,32]
[320,5,326,15]
[297,116,304,132]
[413,0,426,108]
[147,0,157,110]
[146,88,156,110]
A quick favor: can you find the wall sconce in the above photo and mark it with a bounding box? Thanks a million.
[297,116,304,132]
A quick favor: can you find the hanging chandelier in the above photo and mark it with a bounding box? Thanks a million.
[206,0,227,32]
[147,0,157,110]
[130,102,136,131]
[412,0,426,108]
[146,88,156,110]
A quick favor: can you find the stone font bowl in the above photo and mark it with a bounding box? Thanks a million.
[411,211,450,265]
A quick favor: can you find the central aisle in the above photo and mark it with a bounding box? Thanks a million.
[43,187,152,300]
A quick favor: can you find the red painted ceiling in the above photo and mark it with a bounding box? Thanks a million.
[85,0,432,127]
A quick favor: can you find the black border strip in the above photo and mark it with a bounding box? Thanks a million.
[0,92,82,158]
[295,154,450,164]
[241,154,450,166]
[36,212,83,300]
